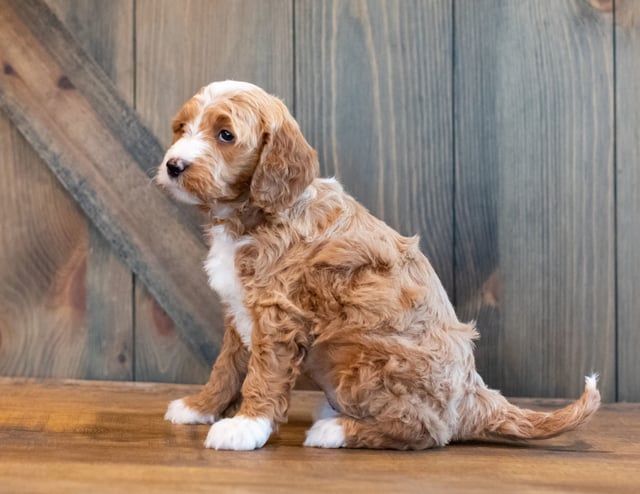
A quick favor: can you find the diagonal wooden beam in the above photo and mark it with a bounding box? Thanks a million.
[0,0,223,364]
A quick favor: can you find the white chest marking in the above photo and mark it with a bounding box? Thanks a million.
[204,226,253,348]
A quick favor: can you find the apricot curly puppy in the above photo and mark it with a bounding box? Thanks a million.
[157,81,600,451]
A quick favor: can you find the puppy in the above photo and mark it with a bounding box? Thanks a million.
[158,81,600,450]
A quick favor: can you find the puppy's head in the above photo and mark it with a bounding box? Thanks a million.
[156,81,318,213]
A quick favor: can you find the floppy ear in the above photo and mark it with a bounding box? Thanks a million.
[250,116,319,212]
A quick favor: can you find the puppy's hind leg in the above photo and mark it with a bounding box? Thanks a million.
[304,415,347,449]
[165,323,249,424]
[304,415,438,450]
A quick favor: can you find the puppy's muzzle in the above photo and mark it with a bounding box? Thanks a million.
[166,158,190,178]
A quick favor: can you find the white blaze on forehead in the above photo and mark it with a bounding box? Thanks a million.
[165,135,210,164]
[175,81,262,142]
[202,80,261,101]
[185,80,265,149]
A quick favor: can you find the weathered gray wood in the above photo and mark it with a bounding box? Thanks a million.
[6,0,202,240]
[46,0,135,381]
[6,1,160,184]
[83,224,134,380]
[0,116,89,378]
[136,0,294,146]
[0,0,630,401]
[616,0,640,402]
[0,0,222,365]
[46,0,134,103]
[133,294,212,383]
[134,0,294,382]
[453,0,502,387]
[455,0,615,400]
[294,0,454,293]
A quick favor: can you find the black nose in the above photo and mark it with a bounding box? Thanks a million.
[166,158,190,177]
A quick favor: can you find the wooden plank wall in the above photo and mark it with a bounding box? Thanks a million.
[455,0,616,401]
[47,0,135,381]
[0,0,228,378]
[0,0,637,402]
[295,0,454,291]
[616,0,640,402]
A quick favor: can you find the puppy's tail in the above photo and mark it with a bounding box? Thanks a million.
[463,375,600,441]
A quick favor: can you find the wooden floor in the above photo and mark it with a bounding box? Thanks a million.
[1,379,639,493]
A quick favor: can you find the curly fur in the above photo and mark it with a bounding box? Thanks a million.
[157,80,600,450]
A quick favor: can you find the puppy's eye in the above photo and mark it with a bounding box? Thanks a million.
[218,129,235,143]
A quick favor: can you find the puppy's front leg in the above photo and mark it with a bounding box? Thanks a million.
[205,305,307,450]
[165,318,249,424]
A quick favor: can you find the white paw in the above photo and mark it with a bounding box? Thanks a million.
[204,416,272,450]
[164,399,215,424]
[304,417,346,448]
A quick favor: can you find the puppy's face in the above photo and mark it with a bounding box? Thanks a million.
[157,80,319,213]
[157,81,264,206]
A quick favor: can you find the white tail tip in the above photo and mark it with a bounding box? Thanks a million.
[585,373,599,391]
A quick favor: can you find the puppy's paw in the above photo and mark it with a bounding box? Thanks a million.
[304,417,346,448]
[204,416,272,450]
[164,399,216,425]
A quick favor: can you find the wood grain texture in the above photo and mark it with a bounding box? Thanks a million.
[46,0,135,381]
[453,0,502,387]
[133,294,212,383]
[0,0,633,400]
[134,0,293,382]
[0,0,222,367]
[455,0,615,400]
[294,0,454,293]
[615,0,640,401]
[0,117,88,378]
[1,378,639,493]
[135,0,294,146]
